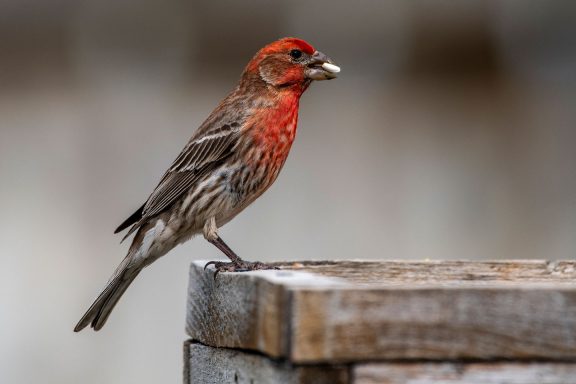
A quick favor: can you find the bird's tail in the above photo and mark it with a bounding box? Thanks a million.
[74,260,142,332]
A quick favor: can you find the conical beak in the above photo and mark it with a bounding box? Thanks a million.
[305,50,340,80]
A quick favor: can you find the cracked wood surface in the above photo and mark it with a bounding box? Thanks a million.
[185,343,576,384]
[185,342,348,384]
[186,260,576,363]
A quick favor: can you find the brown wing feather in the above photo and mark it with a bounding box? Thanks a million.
[117,123,241,238]
[144,126,239,217]
[114,204,145,234]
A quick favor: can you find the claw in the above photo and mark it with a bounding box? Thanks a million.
[203,259,280,279]
[204,261,218,270]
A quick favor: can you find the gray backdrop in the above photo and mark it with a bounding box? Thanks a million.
[1,1,575,383]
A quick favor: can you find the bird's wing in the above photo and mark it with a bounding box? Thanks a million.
[117,123,241,237]
[144,123,241,218]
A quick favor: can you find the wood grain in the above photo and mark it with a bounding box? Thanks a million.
[186,263,341,358]
[276,260,576,285]
[186,342,348,384]
[354,362,576,384]
[290,287,576,361]
[186,260,576,363]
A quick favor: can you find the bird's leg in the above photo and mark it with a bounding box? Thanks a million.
[202,217,279,276]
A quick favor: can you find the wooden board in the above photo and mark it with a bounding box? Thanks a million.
[185,341,348,384]
[185,342,576,384]
[354,362,576,384]
[186,260,576,363]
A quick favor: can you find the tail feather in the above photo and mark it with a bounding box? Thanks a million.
[74,267,141,332]
[115,203,145,234]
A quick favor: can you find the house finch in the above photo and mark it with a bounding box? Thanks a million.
[74,37,340,332]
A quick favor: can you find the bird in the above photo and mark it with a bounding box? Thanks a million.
[74,37,340,332]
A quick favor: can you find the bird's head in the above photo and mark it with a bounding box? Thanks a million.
[243,37,340,90]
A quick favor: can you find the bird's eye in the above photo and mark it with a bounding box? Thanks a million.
[289,49,303,60]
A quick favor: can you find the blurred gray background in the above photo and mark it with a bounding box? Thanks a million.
[1,0,575,383]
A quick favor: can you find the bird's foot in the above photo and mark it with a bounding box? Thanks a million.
[204,259,280,279]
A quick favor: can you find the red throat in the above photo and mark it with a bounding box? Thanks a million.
[247,92,300,169]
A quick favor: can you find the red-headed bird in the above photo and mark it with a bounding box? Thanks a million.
[74,37,340,332]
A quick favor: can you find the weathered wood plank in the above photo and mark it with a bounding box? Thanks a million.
[186,342,349,384]
[354,362,576,384]
[187,260,576,363]
[186,263,341,358]
[278,260,576,285]
[290,286,576,361]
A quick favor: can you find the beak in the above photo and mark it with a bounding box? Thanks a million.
[305,50,340,81]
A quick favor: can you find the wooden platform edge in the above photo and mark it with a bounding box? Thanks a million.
[185,342,576,384]
[186,260,344,358]
[185,341,349,384]
[289,286,576,362]
[186,260,576,363]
